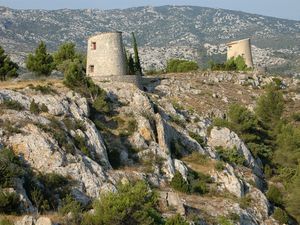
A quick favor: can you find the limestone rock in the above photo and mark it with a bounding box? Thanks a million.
[208,127,263,177]
[35,217,53,225]
[211,164,245,197]
[15,216,35,225]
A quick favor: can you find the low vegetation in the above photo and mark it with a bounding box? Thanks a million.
[213,82,300,222]
[0,99,24,111]
[209,56,250,71]
[166,59,199,73]
[170,170,212,195]
[82,181,163,225]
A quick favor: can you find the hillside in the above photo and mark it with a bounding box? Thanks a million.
[0,5,300,75]
[0,72,299,224]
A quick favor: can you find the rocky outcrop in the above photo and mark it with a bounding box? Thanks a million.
[15,216,54,225]
[208,127,263,177]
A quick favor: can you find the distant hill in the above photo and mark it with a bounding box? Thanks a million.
[0,5,299,75]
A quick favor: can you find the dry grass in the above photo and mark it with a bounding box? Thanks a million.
[0,79,65,90]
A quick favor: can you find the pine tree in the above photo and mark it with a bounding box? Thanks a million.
[128,53,135,75]
[0,46,18,81]
[132,32,142,75]
[26,41,54,76]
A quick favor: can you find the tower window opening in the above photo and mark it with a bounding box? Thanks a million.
[91,42,96,50]
[89,65,94,73]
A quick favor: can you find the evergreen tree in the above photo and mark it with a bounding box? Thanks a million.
[0,46,18,81]
[128,53,135,75]
[26,41,54,76]
[132,32,142,75]
[53,42,85,73]
[255,84,284,136]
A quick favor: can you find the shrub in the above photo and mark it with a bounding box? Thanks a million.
[170,171,189,193]
[0,218,14,225]
[40,104,49,113]
[266,185,283,206]
[63,118,86,131]
[188,131,206,147]
[166,59,198,73]
[0,99,24,111]
[92,94,111,114]
[59,195,82,225]
[29,100,40,114]
[216,146,245,166]
[0,148,23,188]
[273,208,289,225]
[82,181,163,225]
[187,170,211,195]
[165,214,189,225]
[215,161,225,171]
[26,41,54,76]
[239,195,252,209]
[0,190,20,214]
[30,84,57,95]
[217,216,234,225]
[209,56,249,72]
[74,134,90,157]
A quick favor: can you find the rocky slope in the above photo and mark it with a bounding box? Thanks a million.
[0,5,300,75]
[1,71,299,224]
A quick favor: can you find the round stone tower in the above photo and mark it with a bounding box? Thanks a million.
[226,38,254,68]
[86,32,128,77]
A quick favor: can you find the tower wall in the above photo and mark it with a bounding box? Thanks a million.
[86,32,128,77]
[226,38,254,68]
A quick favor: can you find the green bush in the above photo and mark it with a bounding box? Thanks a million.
[0,148,23,188]
[40,104,49,113]
[29,100,40,114]
[0,99,24,111]
[187,170,211,195]
[82,181,163,225]
[170,171,189,193]
[26,41,54,76]
[0,218,14,225]
[74,134,90,157]
[266,185,283,206]
[26,172,70,213]
[216,146,245,166]
[166,59,198,73]
[239,195,252,209]
[0,190,20,214]
[217,216,234,225]
[59,195,82,225]
[209,55,250,71]
[165,214,189,225]
[188,131,206,147]
[30,85,57,95]
[215,161,225,171]
[273,208,289,224]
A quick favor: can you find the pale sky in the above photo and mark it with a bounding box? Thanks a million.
[0,0,299,20]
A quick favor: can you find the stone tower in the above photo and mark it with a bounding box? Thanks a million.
[226,38,254,68]
[86,32,128,77]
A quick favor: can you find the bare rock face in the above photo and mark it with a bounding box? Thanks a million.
[211,164,245,197]
[35,217,53,225]
[160,191,186,215]
[15,216,35,225]
[208,127,263,177]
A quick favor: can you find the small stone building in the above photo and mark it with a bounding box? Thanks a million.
[226,38,254,68]
[86,31,128,77]
[86,31,142,88]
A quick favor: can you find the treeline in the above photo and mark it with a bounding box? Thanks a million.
[213,81,300,224]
